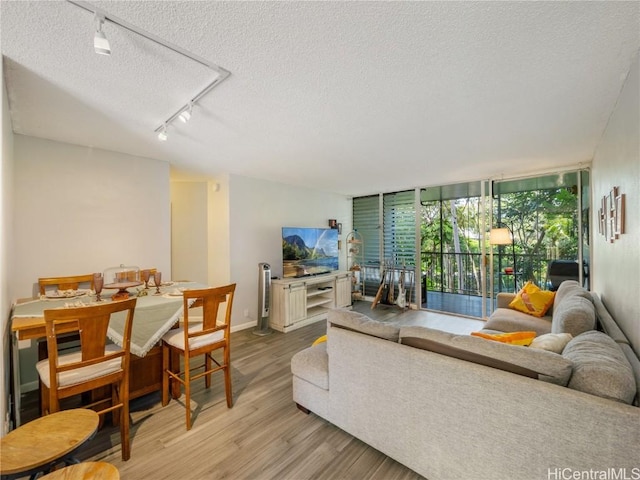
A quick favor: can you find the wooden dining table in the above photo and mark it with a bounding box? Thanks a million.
[9,281,208,426]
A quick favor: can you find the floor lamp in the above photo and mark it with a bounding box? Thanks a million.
[489,226,517,292]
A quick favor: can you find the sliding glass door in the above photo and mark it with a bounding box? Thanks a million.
[352,168,589,319]
[420,181,491,317]
[492,170,590,294]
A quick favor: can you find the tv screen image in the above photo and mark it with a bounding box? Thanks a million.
[282,227,339,278]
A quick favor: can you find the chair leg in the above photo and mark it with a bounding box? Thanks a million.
[185,363,192,430]
[224,364,233,408]
[121,387,130,461]
[205,353,211,389]
[40,383,49,416]
[162,343,170,407]
[224,346,233,408]
[112,385,120,426]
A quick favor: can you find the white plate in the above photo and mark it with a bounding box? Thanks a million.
[167,288,186,296]
[45,289,88,299]
[149,281,174,287]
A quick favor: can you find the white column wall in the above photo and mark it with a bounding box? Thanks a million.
[171,181,209,284]
[592,52,640,356]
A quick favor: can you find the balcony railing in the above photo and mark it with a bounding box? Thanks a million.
[420,250,559,296]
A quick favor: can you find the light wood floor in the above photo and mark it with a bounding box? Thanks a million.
[20,303,485,480]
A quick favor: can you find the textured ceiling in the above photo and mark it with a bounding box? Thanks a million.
[2,1,639,196]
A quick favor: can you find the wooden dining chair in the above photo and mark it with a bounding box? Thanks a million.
[36,274,100,406]
[36,298,137,461]
[161,284,236,430]
[38,274,95,295]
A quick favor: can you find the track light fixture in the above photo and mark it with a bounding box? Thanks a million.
[93,14,111,56]
[157,124,168,141]
[68,1,231,142]
[178,103,192,123]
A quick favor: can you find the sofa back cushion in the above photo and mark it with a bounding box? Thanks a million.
[328,309,400,342]
[562,331,636,404]
[399,326,573,385]
[553,280,592,310]
[551,294,595,336]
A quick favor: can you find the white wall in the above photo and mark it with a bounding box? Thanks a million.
[171,174,350,329]
[592,52,640,357]
[12,135,172,389]
[1,59,16,434]
[171,181,210,284]
[13,136,172,296]
[207,175,231,290]
[228,174,351,328]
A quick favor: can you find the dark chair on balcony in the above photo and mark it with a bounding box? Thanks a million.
[546,260,584,291]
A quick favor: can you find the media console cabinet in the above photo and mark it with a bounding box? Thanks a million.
[270,271,353,332]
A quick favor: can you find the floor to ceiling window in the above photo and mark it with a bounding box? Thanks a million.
[492,171,590,294]
[420,182,490,317]
[352,168,590,319]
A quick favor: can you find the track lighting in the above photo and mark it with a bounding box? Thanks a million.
[158,125,168,141]
[69,2,231,141]
[178,103,192,123]
[94,14,111,56]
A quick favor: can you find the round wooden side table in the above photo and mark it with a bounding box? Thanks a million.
[39,462,119,480]
[0,409,100,480]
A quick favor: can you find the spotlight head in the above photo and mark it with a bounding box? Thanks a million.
[158,126,168,141]
[94,15,111,55]
[178,110,191,123]
[94,30,111,55]
[178,104,192,123]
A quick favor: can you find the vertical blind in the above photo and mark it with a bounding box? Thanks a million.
[353,191,416,268]
[383,190,416,267]
[352,195,380,266]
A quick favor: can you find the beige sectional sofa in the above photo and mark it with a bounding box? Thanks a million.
[291,282,640,480]
[484,280,596,336]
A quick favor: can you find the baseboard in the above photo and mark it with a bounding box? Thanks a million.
[232,320,259,332]
[21,380,39,393]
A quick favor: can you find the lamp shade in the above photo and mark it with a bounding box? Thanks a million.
[489,228,512,245]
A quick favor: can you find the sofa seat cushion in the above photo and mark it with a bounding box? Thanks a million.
[291,343,329,390]
[551,294,595,336]
[399,326,573,385]
[562,331,636,404]
[328,308,400,342]
[484,308,552,336]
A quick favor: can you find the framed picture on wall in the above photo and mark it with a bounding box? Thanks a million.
[615,191,625,237]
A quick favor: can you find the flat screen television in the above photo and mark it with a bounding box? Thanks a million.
[282,227,339,278]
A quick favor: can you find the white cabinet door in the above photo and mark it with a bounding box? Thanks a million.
[336,273,352,308]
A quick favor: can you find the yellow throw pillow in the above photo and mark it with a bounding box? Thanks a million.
[471,331,537,346]
[508,281,555,317]
[312,335,327,346]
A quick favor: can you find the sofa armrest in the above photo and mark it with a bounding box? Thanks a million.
[496,292,516,308]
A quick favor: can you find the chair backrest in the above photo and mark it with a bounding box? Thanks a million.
[43,298,137,393]
[182,284,236,347]
[39,274,96,295]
